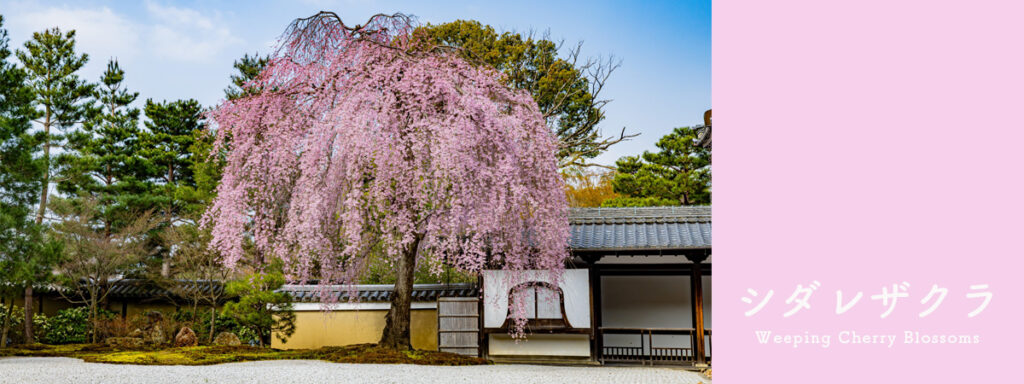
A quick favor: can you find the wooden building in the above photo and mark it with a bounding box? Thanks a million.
[272,206,711,367]
[480,206,712,366]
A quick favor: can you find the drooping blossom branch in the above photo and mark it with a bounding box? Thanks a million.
[202,12,570,338]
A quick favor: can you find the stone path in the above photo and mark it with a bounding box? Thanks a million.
[0,357,710,384]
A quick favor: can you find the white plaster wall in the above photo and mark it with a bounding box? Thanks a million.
[488,334,591,357]
[600,275,711,356]
[290,302,437,311]
[482,269,590,328]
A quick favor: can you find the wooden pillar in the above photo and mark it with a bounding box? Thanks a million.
[689,254,708,367]
[477,273,487,359]
[588,261,604,363]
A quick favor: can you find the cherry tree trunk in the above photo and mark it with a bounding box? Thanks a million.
[379,235,422,350]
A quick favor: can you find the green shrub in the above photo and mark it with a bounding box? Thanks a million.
[31,313,48,343]
[2,307,47,346]
[43,307,89,344]
[1,303,25,345]
[222,269,295,347]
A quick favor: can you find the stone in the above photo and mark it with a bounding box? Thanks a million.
[145,324,165,345]
[144,310,164,323]
[174,326,198,347]
[128,328,143,338]
[105,337,144,348]
[213,332,241,346]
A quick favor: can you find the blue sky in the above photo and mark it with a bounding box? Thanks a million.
[0,0,709,166]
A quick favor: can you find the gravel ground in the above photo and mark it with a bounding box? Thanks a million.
[0,357,709,384]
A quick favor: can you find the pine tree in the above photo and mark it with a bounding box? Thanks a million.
[185,123,221,212]
[0,15,40,222]
[141,99,206,219]
[16,27,95,224]
[602,126,711,207]
[139,99,206,276]
[224,53,268,101]
[64,59,147,236]
[0,14,42,348]
[15,26,94,343]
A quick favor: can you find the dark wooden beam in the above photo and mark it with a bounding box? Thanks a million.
[589,265,604,364]
[690,257,707,366]
[580,254,603,265]
[477,274,487,359]
[591,263,711,276]
[571,247,710,259]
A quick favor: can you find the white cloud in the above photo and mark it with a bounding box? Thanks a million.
[9,5,142,62]
[294,0,379,7]
[4,1,243,64]
[145,1,243,63]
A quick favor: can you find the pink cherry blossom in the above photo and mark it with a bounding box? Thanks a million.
[202,13,569,335]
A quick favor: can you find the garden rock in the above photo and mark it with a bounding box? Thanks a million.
[174,327,198,347]
[144,310,164,323]
[146,325,165,344]
[213,332,241,346]
[105,337,144,348]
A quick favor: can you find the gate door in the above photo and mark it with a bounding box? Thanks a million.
[437,297,480,356]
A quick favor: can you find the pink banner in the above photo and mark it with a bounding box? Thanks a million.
[714,0,1024,382]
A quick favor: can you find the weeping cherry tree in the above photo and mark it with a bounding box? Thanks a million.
[203,12,570,350]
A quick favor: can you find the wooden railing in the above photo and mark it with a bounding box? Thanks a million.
[599,327,711,365]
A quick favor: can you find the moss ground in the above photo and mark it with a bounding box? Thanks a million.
[0,343,491,366]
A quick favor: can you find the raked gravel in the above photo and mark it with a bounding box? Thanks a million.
[0,357,709,384]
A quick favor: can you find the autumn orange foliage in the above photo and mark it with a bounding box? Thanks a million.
[563,168,621,207]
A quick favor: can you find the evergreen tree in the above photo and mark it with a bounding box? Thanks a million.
[0,15,40,222]
[16,27,95,225]
[602,126,711,207]
[221,267,295,347]
[182,120,220,214]
[224,53,268,101]
[0,14,44,347]
[139,99,206,276]
[12,25,93,344]
[64,59,148,235]
[141,99,206,220]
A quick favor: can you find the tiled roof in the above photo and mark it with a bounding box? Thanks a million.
[569,206,711,251]
[279,283,478,303]
[31,279,224,300]
[31,279,476,304]
[108,279,224,299]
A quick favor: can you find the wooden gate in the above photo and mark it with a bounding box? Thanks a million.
[437,297,480,356]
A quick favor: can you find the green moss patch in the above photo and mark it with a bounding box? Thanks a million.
[290,344,490,366]
[0,343,490,366]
